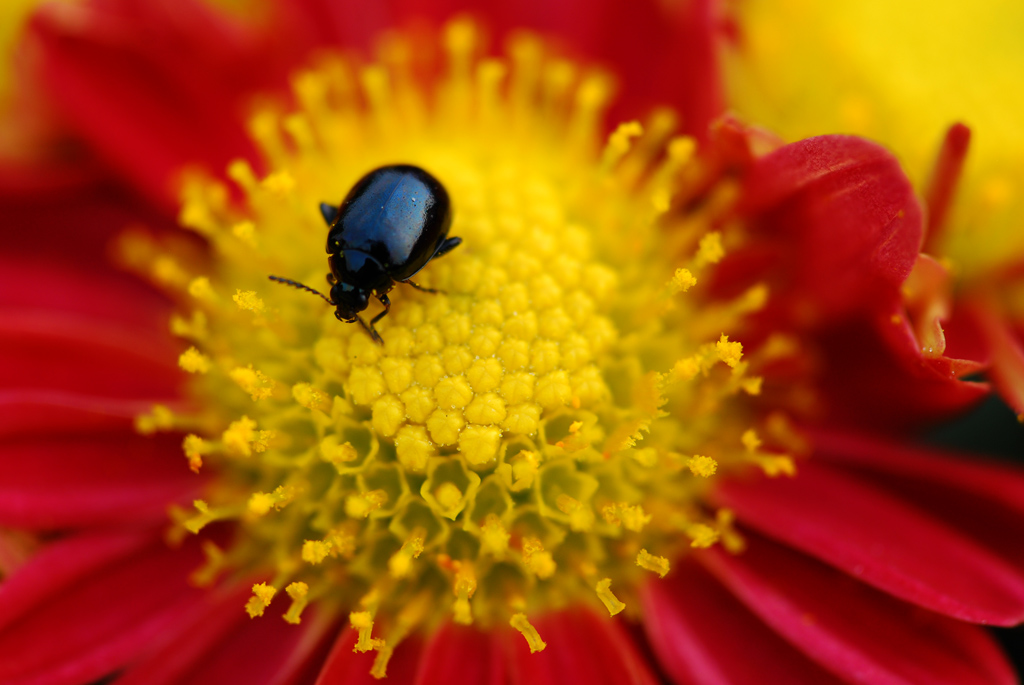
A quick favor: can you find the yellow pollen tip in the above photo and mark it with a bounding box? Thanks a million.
[595,578,626,616]
[716,334,744,368]
[302,540,332,565]
[232,289,266,316]
[696,232,725,267]
[480,514,510,556]
[510,613,547,653]
[522,537,556,579]
[670,268,698,294]
[636,549,671,578]
[182,434,211,473]
[388,532,426,578]
[246,582,277,618]
[349,611,384,653]
[688,455,718,478]
[284,582,310,624]
[178,347,211,374]
[686,523,720,548]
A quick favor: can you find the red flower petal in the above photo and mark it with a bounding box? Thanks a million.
[0,529,152,630]
[0,390,162,437]
[971,299,1024,418]
[315,626,422,685]
[0,433,201,529]
[29,0,273,206]
[504,610,658,685]
[0,260,173,336]
[115,586,253,685]
[123,598,332,685]
[813,430,1024,569]
[641,559,845,684]
[700,534,1015,685]
[0,310,181,399]
[414,622,506,685]
[812,305,989,428]
[0,537,207,685]
[923,123,971,250]
[712,460,1024,625]
[736,135,922,325]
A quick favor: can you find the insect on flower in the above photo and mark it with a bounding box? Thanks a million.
[269,164,462,344]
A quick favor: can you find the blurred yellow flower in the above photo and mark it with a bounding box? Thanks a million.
[724,0,1024,276]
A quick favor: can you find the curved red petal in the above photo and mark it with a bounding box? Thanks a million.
[0,537,207,685]
[736,135,922,325]
[641,559,844,685]
[812,306,989,428]
[0,433,202,529]
[0,529,153,630]
[415,622,505,685]
[315,626,422,685]
[712,460,1024,625]
[504,609,658,685]
[971,300,1024,418]
[700,534,1015,685]
[814,430,1024,569]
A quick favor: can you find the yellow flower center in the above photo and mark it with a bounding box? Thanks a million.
[125,20,788,676]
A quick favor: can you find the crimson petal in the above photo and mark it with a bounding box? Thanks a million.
[0,529,152,630]
[0,390,168,437]
[641,559,844,684]
[813,430,1024,569]
[737,135,922,325]
[315,626,422,685]
[414,622,505,685]
[0,537,207,685]
[700,534,1015,685]
[29,0,268,207]
[125,600,332,685]
[0,310,181,399]
[712,459,1024,625]
[504,610,658,685]
[0,433,202,529]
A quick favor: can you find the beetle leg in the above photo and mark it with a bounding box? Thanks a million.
[433,236,462,258]
[404,280,442,294]
[326,273,337,286]
[357,316,384,345]
[370,293,392,326]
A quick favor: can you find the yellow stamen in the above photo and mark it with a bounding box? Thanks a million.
[510,613,547,653]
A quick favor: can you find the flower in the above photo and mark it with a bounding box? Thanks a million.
[722,0,1024,425]
[3,2,1024,684]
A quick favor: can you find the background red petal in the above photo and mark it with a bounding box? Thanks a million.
[415,622,505,685]
[0,537,207,685]
[730,135,922,326]
[712,459,1024,625]
[700,534,1016,685]
[504,610,658,685]
[315,626,422,685]
[641,559,845,684]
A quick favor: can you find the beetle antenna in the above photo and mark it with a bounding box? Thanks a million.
[357,316,384,345]
[268,275,334,305]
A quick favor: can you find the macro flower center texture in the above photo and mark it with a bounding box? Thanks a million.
[128,20,782,675]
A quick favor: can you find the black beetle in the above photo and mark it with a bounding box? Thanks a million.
[269,164,461,344]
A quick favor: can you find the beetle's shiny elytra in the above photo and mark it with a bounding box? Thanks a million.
[269,165,461,344]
